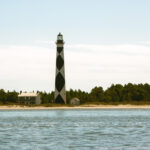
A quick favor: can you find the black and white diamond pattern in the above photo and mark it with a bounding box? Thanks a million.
[54,34,66,104]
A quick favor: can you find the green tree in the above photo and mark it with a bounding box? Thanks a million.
[104,84,123,103]
[0,89,6,104]
[90,86,104,102]
[6,91,18,103]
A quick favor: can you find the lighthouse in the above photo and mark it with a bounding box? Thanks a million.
[54,33,66,104]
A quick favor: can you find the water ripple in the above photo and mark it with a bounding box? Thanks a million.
[0,109,150,149]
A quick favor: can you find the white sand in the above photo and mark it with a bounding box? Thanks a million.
[0,105,150,110]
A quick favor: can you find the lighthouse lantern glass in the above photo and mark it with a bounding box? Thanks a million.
[58,35,63,40]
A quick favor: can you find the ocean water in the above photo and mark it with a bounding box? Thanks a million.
[0,109,150,150]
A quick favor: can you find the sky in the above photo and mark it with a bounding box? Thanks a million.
[0,0,150,92]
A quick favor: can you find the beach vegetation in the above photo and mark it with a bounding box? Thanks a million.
[0,83,150,105]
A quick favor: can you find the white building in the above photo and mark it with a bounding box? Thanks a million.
[70,98,80,105]
[18,92,41,105]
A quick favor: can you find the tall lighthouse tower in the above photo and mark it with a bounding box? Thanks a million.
[54,33,66,104]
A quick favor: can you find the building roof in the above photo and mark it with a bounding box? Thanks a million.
[58,32,62,36]
[71,98,80,101]
[18,92,39,97]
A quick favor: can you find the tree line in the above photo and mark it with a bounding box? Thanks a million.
[0,83,150,105]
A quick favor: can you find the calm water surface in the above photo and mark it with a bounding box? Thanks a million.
[0,109,150,150]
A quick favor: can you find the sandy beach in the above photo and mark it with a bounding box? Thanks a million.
[1,105,150,110]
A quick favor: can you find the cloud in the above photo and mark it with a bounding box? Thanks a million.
[140,41,150,45]
[0,42,150,92]
[35,40,55,45]
[67,43,150,56]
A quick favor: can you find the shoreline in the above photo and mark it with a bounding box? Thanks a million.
[1,105,150,110]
